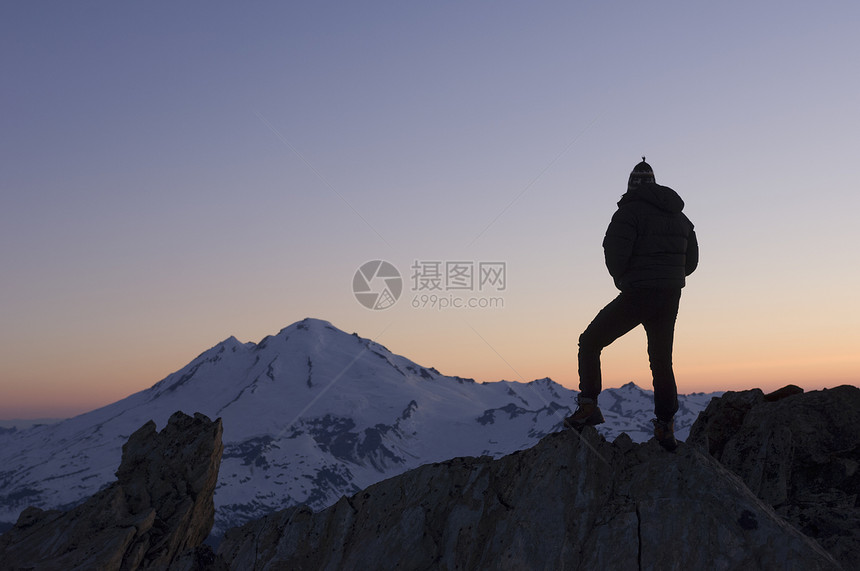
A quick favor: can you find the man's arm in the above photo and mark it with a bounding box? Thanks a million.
[685,227,699,276]
[602,208,636,287]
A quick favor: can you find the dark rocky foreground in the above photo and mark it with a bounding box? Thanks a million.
[689,384,860,570]
[0,411,223,570]
[2,385,857,570]
[217,426,839,570]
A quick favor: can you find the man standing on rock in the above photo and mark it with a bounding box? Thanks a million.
[565,158,698,451]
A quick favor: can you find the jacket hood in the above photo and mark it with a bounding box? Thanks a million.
[618,183,684,213]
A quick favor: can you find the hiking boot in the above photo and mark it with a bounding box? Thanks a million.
[652,418,678,452]
[564,397,605,430]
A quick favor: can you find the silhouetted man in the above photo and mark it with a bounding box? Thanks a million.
[565,158,698,451]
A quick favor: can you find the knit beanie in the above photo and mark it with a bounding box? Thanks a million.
[628,156,655,189]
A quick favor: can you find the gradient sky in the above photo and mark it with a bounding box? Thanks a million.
[2,2,859,418]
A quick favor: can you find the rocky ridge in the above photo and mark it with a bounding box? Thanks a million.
[2,386,856,569]
[217,425,839,570]
[0,411,223,571]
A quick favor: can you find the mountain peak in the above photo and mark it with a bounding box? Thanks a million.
[618,381,648,392]
[265,318,374,353]
[0,317,721,542]
[276,317,338,335]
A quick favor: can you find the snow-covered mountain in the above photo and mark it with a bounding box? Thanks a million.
[0,318,720,537]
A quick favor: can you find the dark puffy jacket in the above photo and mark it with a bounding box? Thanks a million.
[602,183,698,291]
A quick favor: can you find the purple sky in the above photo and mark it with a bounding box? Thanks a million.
[2,2,859,418]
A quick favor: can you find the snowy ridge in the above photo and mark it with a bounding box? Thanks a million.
[0,318,720,537]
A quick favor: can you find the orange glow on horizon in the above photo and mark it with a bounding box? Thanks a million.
[1,349,856,420]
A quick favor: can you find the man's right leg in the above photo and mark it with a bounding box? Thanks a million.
[642,289,682,451]
[643,290,681,423]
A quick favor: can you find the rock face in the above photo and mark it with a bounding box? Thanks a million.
[0,411,223,571]
[688,385,860,569]
[218,427,839,570]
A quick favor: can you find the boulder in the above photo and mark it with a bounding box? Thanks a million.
[0,411,223,570]
[688,385,860,569]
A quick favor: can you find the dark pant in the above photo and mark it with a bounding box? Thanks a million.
[578,288,682,421]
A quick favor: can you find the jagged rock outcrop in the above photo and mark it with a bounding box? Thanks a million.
[0,411,223,571]
[218,427,839,570]
[688,385,860,569]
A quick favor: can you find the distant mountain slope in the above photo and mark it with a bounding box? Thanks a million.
[0,318,719,537]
